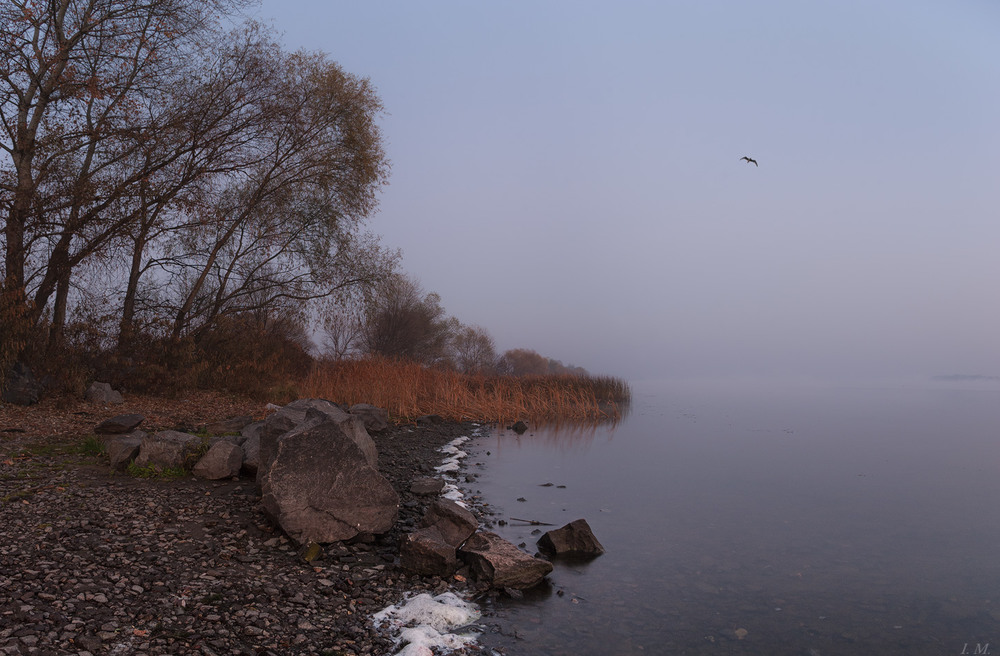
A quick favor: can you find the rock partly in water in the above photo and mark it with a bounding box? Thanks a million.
[258,415,398,544]
[94,413,145,435]
[418,498,478,549]
[84,381,124,405]
[537,518,605,558]
[508,420,528,434]
[459,530,553,590]
[400,526,459,577]
[192,441,244,480]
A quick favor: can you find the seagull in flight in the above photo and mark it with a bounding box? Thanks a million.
[740,156,758,167]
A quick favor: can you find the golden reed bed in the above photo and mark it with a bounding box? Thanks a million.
[301,356,631,425]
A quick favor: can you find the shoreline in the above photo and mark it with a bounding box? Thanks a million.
[0,417,503,655]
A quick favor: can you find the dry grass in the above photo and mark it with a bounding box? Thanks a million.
[301,356,631,425]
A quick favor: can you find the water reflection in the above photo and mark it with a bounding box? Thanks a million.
[491,422,617,452]
[494,403,631,451]
[463,380,1000,655]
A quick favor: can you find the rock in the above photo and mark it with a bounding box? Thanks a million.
[349,403,389,433]
[410,476,445,496]
[399,526,458,577]
[508,420,528,434]
[134,430,203,470]
[258,416,398,544]
[241,422,262,476]
[106,432,145,471]
[418,499,477,548]
[459,531,553,589]
[84,381,123,405]
[258,399,377,485]
[209,434,244,446]
[94,413,144,435]
[1,361,42,406]
[199,415,253,436]
[192,441,243,480]
[299,542,323,563]
[537,519,605,558]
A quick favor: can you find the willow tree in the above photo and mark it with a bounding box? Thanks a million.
[159,50,391,341]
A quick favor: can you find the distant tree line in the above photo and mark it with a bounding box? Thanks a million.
[322,272,589,378]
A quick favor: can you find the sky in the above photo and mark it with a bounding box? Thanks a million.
[254,0,1000,382]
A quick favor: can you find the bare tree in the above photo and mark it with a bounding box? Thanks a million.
[0,0,247,330]
[155,50,389,341]
[0,3,393,360]
[360,274,454,366]
[451,324,498,375]
[500,348,550,376]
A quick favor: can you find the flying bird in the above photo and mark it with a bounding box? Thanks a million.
[740,156,758,167]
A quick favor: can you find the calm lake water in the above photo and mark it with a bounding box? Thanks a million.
[460,378,1000,656]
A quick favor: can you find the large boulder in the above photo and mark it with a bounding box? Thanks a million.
[349,403,389,433]
[193,441,244,480]
[95,414,144,435]
[418,499,478,548]
[459,531,553,590]
[106,432,146,471]
[537,519,605,558]
[399,526,458,577]
[134,430,203,471]
[2,362,42,406]
[240,422,263,476]
[85,381,123,405]
[258,399,376,484]
[258,416,398,544]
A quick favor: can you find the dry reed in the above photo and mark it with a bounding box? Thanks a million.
[301,356,631,425]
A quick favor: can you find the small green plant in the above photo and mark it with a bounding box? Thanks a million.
[78,435,106,457]
[126,462,187,480]
[183,438,211,469]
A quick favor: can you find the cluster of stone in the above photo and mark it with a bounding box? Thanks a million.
[96,391,604,596]
[398,502,605,590]
[101,399,399,546]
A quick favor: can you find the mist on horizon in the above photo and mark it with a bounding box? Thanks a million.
[254,1,1000,383]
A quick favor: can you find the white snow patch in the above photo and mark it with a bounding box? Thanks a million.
[373,592,481,656]
[441,482,466,506]
[434,436,470,475]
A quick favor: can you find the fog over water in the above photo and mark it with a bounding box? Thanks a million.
[256,1,1000,382]
[462,378,1000,655]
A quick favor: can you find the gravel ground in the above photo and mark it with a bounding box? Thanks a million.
[0,420,507,656]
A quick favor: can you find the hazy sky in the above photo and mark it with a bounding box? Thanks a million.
[255,1,1000,381]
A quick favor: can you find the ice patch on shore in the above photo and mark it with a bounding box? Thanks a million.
[434,435,475,506]
[434,437,468,473]
[373,592,481,656]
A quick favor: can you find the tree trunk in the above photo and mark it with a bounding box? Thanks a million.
[48,273,71,351]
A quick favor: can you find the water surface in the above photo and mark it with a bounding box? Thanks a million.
[462,378,1000,655]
